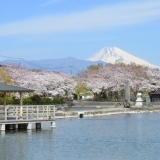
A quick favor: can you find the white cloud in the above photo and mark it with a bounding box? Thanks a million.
[0,0,160,36]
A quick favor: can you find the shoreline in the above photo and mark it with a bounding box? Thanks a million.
[55,106,160,119]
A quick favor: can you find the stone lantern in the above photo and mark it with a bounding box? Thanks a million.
[135,93,143,107]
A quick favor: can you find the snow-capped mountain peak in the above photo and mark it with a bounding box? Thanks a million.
[87,47,158,68]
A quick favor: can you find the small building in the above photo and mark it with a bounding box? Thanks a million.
[149,92,160,102]
[80,92,94,100]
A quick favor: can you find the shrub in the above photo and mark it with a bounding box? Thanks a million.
[30,95,42,105]
[0,94,65,105]
[0,97,3,105]
[42,97,53,104]
[6,97,14,104]
[52,97,64,104]
[23,98,33,105]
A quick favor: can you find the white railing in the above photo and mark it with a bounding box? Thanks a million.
[0,105,56,121]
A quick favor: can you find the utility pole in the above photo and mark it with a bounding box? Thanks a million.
[21,58,24,68]
[69,65,72,75]
[42,66,45,71]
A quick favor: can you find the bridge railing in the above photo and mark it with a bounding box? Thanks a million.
[0,105,56,121]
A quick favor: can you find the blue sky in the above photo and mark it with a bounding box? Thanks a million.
[0,0,160,66]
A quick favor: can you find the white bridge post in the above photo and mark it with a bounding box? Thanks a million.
[51,121,56,128]
[0,124,5,131]
[51,105,56,128]
[5,106,7,121]
[27,123,32,130]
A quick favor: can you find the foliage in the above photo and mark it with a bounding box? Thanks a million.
[1,63,160,102]
[3,65,77,98]
[87,63,103,70]
[30,95,42,104]
[23,97,33,105]
[0,95,64,105]
[0,97,3,105]
[75,83,87,99]
[0,67,13,84]
[78,63,160,101]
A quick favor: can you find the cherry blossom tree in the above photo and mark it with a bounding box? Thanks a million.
[146,68,160,91]
[3,63,160,102]
[3,65,77,99]
[78,63,160,101]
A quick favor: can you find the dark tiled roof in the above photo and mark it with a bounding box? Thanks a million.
[0,83,34,92]
[150,93,160,94]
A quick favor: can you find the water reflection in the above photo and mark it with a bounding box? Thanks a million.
[27,129,32,135]
[0,113,160,160]
[1,131,5,138]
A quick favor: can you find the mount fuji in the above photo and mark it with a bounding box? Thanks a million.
[87,47,159,68]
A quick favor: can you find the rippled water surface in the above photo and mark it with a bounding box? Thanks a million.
[1,113,160,160]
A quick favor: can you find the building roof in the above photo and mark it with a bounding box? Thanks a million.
[150,93,160,95]
[0,83,34,92]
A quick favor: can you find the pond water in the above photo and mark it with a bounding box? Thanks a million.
[0,113,160,160]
